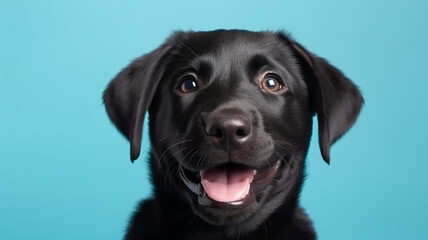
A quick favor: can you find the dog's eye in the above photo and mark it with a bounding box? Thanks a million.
[260,74,285,92]
[179,74,199,93]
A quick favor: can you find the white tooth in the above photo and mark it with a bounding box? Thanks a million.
[254,169,257,175]
[230,201,244,206]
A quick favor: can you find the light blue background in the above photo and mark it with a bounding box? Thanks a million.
[1,0,427,239]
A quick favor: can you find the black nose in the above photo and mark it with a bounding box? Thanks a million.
[205,110,252,151]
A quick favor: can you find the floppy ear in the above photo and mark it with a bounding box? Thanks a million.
[290,41,363,164]
[103,43,171,162]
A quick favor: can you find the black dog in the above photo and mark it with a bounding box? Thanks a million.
[103,30,363,240]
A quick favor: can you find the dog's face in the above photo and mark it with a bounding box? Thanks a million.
[148,31,313,226]
[104,30,362,231]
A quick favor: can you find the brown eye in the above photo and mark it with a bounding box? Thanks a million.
[260,74,285,92]
[179,74,199,93]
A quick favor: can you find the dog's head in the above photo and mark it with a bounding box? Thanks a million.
[104,30,362,230]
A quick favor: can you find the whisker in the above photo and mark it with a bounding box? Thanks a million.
[177,39,200,58]
[159,133,182,142]
[158,140,193,191]
[272,144,289,158]
[236,229,241,240]
[164,147,198,191]
[158,139,193,162]
[263,220,269,238]
[166,164,179,194]
[273,140,295,154]
[197,155,208,168]
[158,147,189,170]
[188,149,200,164]
[273,140,296,150]
[182,148,197,163]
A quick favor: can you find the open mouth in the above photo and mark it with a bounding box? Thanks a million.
[179,161,280,207]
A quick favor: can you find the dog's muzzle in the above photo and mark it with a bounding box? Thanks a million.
[179,161,280,207]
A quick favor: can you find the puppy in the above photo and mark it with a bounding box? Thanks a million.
[103,30,363,240]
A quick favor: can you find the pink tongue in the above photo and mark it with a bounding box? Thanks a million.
[200,166,255,203]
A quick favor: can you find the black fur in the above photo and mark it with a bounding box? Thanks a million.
[103,30,363,240]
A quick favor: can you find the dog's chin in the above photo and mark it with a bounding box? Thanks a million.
[179,161,281,226]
